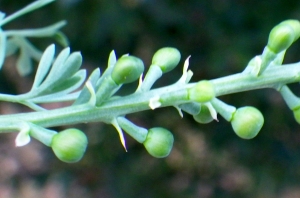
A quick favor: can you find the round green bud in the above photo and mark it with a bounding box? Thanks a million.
[111,56,144,85]
[267,22,296,53]
[51,128,88,163]
[188,80,215,103]
[193,104,214,124]
[231,106,264,139]
[143,127,174,158]
[152,47,181,73]
[293,107,300,124]
[280,20,300,42]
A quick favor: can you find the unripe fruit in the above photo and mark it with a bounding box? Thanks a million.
[111,56,144,85]
[231,107,264,139]
[51,128,88,163]
[143,127,174,158]
[188,80,215,103]
[152,47,181,73]
[193,104,214,124]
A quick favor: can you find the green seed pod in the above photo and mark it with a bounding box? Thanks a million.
[267,20,300,53]
[151,47,181,73]
[51,128,88,163]
[293,107,300,124]
[111,56,144,85]
[193,104,214,124]
[231,106,264,139]
[188,80,215,103]
[143,127,174,158]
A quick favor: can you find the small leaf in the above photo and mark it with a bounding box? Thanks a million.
[10,37,42,62]
[16,45,32,76]
[242,56,262,76]
[42,51,82,88]
[108,50,117,68]
[149,95,161,110]
[48,69,86,94]
[177,56,192,84]
[73,68,101,105]
[95,76,120,106]
[85,81,96,106]
[173,105,183,117]
[15,124,31,147]
[111,118,127,151]
[41,47,70,85]
[95,50,116,89]
[5,38,18,56]
[32,44,55,89]
[206,102,218,121]
[31,69,86,102]
[53,31,69,47]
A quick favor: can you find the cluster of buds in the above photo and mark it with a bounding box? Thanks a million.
[11,16,300,163]
[42,18,300,162]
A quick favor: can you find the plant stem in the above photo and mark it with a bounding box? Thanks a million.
[0,62,299,132]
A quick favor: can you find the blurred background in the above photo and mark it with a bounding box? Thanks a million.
[0,0,300,197]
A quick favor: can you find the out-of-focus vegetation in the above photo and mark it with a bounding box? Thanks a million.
[1,0,300,197]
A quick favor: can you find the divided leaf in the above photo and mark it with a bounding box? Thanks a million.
[36,47,83,94]
[30,70,86,103]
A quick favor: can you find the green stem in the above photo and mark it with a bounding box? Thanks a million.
[0,0,55,26]
[0,62,299,132]
[212,63,300,96]
[4,21,66,37]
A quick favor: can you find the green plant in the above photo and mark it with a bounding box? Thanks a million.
[1,0,300,163]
